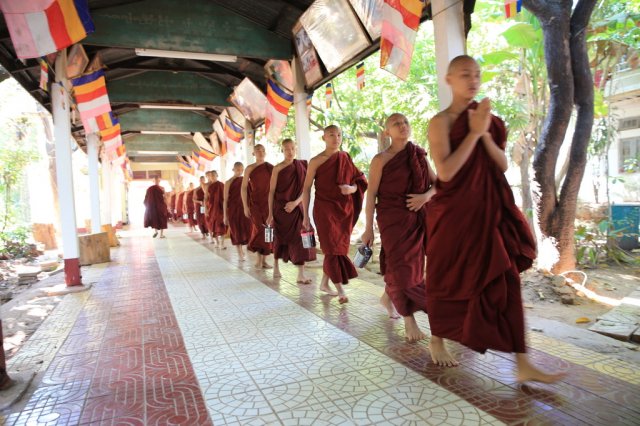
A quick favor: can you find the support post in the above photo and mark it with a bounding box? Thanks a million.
[432,0,466,110]
[292,56,312,160]
[101,153,112,226]
[244,120,254,166]
[52,52,82,286]
[87,133,101,234]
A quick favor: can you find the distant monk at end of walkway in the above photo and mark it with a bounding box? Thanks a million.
[242,144,274,269]
[224,162,252,261]
[267,139,316,284]
[175,189,186,224]
[144,176,168,238]
[184,182,196,233]
[169,191,177,221]
[194,176,209,239]
[425,55,565,384]
[362,113,436,342]
[205,170,226,248]
[302,125,367,304]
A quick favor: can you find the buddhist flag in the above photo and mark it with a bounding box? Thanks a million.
[0,0,95,59]
[178,158,195,175]
[504,0,522,18]
[192,151,205,172]
[100,123,122,152]
[71,69,112,133]
[199,148,216,163]
[86,111,118,134]
[224,117,243,143]
[325,83,333,108]
[265,78,294,142]
[356,62,365,90]
[38,58,48,91]
[380,0,425,80]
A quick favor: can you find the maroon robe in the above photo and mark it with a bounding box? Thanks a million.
[273,160,316,265]
[227,177,252,245]
[247,162,274,255]
[314,152,367,284]
[185,190,196,227]
[378,142,432,317]
[426,102,536,354]
[176,192,186,223]
[170,193,177,220]
[194,187,208,236]
[143,184,168,230]
[206,181,226,237]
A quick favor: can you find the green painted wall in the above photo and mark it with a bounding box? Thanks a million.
[119,109,213,133]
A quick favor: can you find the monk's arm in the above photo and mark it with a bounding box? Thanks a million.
[301,159,318,229]
[241,167,252,218]
[361,157,382,247]
[267,167,280,226]
[481,132,508,172]
[223,180,231,225]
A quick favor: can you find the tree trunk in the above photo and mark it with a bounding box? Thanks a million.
[38,106,61,231]
[519,136,536,235]
[524,0,596,272]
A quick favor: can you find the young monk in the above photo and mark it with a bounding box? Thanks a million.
[267,139,316,283]
[205,171,226,247]
[169,191,177,221]
[143,176,168,238]
[241,144,274,268]
[361,114,436,342]
[194,176,209,239]
[224,162,253,260]
[176,189,186,223]
[302,125,367,304]
[184,182,196,232]
[425,55,564,383]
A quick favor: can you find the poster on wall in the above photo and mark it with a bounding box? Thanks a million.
[292,21,323,87]
[228,78,267,125]
[348,0,384,39]
[264,59,294,92]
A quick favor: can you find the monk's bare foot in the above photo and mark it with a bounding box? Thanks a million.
[262,262,272,269]
[319,281,338,296]
[297,276,312,284]
[428,336,459,366]
[380,293,400,319]
[338,295,349,304]
[404,315,426,343]
[516,354,566,384]
[273,269,282,278]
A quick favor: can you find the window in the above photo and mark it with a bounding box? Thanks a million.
[620,137,640,172]
[618,116,640,131]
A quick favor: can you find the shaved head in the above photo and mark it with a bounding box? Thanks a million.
[323,124,340,134]
[282,138,295,146]
[233,161,243,168]
[447,55,478,74]
[385,113,407,128]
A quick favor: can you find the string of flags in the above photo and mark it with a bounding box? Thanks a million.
[380,0,425,80]
[356,62,365,90]
[224,117,244,143]
[505,0,523,18]
[38,59,49,91]
[325,83,333,108]
[265,78,294,142]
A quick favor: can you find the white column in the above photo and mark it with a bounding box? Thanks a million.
[292,56,312,160]
[87,133,101,233]
[432,0,466,110]
[101,154,112,226]
[243,120,254,166]
[52,52,81,286]
[220,156,227,181]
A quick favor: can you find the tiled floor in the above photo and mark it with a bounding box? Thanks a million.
[1,228,639,425]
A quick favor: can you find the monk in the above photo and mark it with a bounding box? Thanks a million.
[224,162,252,260]
[425,55,564,383]
[267,139,316,283]
[241,144,274,268]
[175,189,185,223]
[184,182,196,232]
[302,125,367,304]
[205,171,226,247]
[143,176,168,238]
[361,114,436,341]
[194,176,209,239]
[169,191,177,221]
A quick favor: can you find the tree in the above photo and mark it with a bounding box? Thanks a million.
[522,0,598,272]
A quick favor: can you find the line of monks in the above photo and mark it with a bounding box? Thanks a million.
[143,56,565,384]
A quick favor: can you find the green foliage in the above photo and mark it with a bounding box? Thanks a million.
[0,226,36,260]
[575,219,639,267]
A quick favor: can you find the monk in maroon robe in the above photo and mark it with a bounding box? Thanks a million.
[242,144,274,268]
[362,114,436,341]
[267,139,316,283]
[302,126,367,303]
[205,170,226,247]
[184,183,196,232]
[194,176,208,239]
[169,192,177,221]
[224,162,252,260]
[176,190,186,224]
[425,55,563,383]
[143,177,168,238]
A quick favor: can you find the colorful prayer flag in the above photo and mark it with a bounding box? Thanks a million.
[85,111,118,134]
[224,117,243,143]
[325,83,333,109]
[356,62,365,90]
[504,0,522,18]
[199,148,215,162]
[71,69,112,133]
[265,78,294,142]
[38,58,48,91]
[380,0,425,80]
[0,0,95,59]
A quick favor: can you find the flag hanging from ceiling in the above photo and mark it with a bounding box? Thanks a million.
[100,123,122,153]
[356,62,365,90]
[191,151,205,172]
[71,69,112,133]
[325,83,333,108]
[85,111,118,134]
[224,117,244,143]
[0,0,95,59]
[178,157,195,175]
[38,58,48,91]
[504,0,522,18]
[265,78,294,142]
[199,148,216,163]
[380,0,425,80]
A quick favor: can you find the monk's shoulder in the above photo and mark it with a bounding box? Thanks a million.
[371,151,390,168]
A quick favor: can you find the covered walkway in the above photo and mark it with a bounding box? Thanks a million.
[2,229,639,425]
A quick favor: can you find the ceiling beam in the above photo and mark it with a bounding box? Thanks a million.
[119,109,213,133]
[124,133,197,155]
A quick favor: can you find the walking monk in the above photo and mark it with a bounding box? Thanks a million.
[184,182,196,232]
[426,55,564,383]
[302,125,367,304]
[361,114,436,341]
[143,176,168,238]
[169,191,177,221]
[205,171,226,247]
[241,144,274,268]
[194,176,209,239]
[224,162,252,260]
[267,139,316,283]
[176,188,186,223]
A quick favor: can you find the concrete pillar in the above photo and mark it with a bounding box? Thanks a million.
[101,153,112,226]
[243,120,254,166]
[220,156,227,181]
[292,56,312,160]
[432,0,466,110]
[52,52,81,286]
[87,133,101,233]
